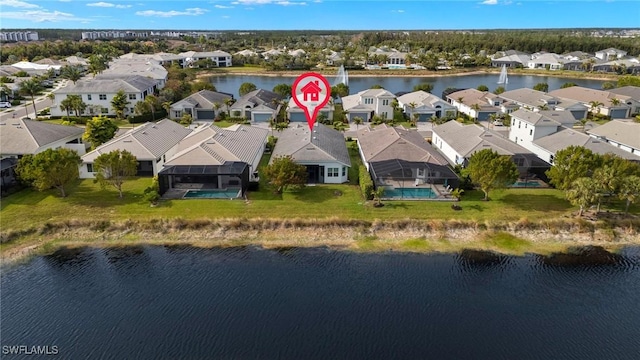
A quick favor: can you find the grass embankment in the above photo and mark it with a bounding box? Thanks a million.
[2,174,639,264]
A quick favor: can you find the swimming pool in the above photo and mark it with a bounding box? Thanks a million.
[511,181,541,187]
[384,187,437,199]
[183,189,241,199]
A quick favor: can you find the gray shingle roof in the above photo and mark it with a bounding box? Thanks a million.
[82,120,192,162]
[55,76,158,94]
[433,121,533,158]
[171,90,233,110]
[586,120,640,150]
[230,89,282,111]
[270,123,351,166]
[609,86,640,101]
[0,119,84,155]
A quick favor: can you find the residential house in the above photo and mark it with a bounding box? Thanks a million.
[178,51,232,68]
[368,47,407,66]
[527,52,565,70]
[396,91,457,121]
[509,108,579,150]
[80,120,192,178]
[548,86,635,118]
[356,124,459,189]
[595,48,628,61]
[445,89,501,121]
[229,89,282,122]
[270,123,350,184]
[530,127,640,164]
[432,120,549,178]
[97,60,168,88]
[324,51,344,66]
[235,49,259,57]
[341,88,396,122]
[0,119,86,192]
[288,49,306,57]
[490,51,531,68]
[498,88,589,119]
[169,90,234,121]
[593,58,640,74]
[287,97,334,123]
[0,118,86,158]
[51,76,158,117]
[586,120,640,156]
[10,61,60,76]
[609,86,640,115]
[159,123,268,192]
[64,56,89,69]
[262,49,282,60]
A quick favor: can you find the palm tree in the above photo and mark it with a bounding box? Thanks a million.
[223,97,234,118]
[162,101,172,119]
[538,104,549,111]
[111,90,130,120]
[353,116,363,130]
[144,95,159,122]
[610,98,621,106]
[408,102,417,122]
[212,102,222,119]
[60,65,83,84]
[19,79,42,116]
[589,100,604,115]
[60,97,72,119]
[67,94,86,117]
[470,103,481,121]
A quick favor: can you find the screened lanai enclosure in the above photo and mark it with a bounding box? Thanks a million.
[158,162,249,199]
[369,159,459,200]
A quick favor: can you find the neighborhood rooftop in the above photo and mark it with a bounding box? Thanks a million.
[0,119,84,155]
[270,123,351,166]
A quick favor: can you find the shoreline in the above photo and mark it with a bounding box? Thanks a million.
[2,218,638,267]
[197,68,620,82]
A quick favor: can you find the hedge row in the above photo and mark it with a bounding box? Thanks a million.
[359,166,374,200]
[128,110,168,124]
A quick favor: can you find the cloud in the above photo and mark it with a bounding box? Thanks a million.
[87,2,132,8]
[0,0,40,8]
[480,0,498,4]
[0,9,91,22]
[391,9,405,13]
[214,4,234,8]
[232,0,306,5]
[135,7,208,17]
[222,15,230,18]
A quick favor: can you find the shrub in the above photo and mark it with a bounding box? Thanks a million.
[128,110,167,124]
[266,135,277,152]
[359,166,374,200]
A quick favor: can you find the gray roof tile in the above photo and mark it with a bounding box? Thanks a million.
[271,123,351,166]
[0,119,84,155]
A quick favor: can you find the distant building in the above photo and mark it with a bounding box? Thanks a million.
[81,31,149,40]
[0,31,39,42]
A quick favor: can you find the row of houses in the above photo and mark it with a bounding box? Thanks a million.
[490,48,640,73]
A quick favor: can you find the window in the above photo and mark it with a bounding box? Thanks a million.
[99,94,107,100]
[549,154,555,164]
[518,121,521,129]
[417,168,425,177]
[529,129,533,136]
[364,98,373,105]
[87,164,93,172]
[130,108,134,113]
[382,112,387,118]
[512,119,515,126]
[87,94,92,101]
[129,94,136,100]
[514,158,525,166]
[342,167,346,176]
[101,108,108,114]
[327,168,339,177]
[382,99,389,106]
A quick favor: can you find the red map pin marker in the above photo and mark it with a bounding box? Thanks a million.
[291,72,332,130]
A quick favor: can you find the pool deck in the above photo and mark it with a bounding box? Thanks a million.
[162,184,242,200]
[380,180,456,201]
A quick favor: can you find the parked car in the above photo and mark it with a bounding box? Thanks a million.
[0,101,11,108]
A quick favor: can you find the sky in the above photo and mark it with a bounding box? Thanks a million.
[0,0,638,31]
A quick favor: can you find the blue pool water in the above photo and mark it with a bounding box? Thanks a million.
[512,181,541,187]
[183,189,241,199]
[384,187,436,199]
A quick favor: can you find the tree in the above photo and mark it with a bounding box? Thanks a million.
[273,83,292,98]
[19,78,42,116]
[261,155,307,194]
[617,76,640,88]
[144,95,159,122]
[331,83,349,98]
[60,65,83,84]
[191,81,216,92]
[93,150,138,198]
[413,83,434,93]
[466,149,519,201]
[353,116,363,129]
[610,97,621,106]
[239,82,257,96]
[224,97,235,117]
[83,116,118,149]
[370,84,384,89]
[545,146,600,191]
[88,54,108,77]
[66,94,86,117]
[143,176,161,206]
[533,82,549,92]
[566,177,599,217]
[601,82,615,90]
[476,84,489,92]
[618,175,640,214]
[15,148,81,197]
[372,186,385,207]
[111,90,130,120]
[494,86,505,95]
[560,82,577,89]
[589,100,604,114]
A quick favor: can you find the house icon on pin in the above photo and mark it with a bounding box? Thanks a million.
[301,80,322,101]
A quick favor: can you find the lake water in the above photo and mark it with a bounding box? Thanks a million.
[210,73,607,98]
[2,245,640,359]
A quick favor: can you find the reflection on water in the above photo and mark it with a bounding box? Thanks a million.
[2,245,639,359]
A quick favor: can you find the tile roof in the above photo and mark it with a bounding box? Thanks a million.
[97,61,168,81]
[270,123,351,166]
[171,90,233,110]
[357,125,449,166]
[446,88,499,110]
[230,89,282,111]
[396,90,453,109]
[433,121,533,158]
[533,127,640,161]
[82,120,192,162]
[609,86,640,101]
[0,119,84,155]
[165,124,268,170]
[55,76,158,94]
[586,120,640,150]
[548,86,632,108]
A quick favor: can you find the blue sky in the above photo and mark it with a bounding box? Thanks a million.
[0,0,637,30]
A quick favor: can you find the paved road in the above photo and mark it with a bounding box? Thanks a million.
[0,80,68,121]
